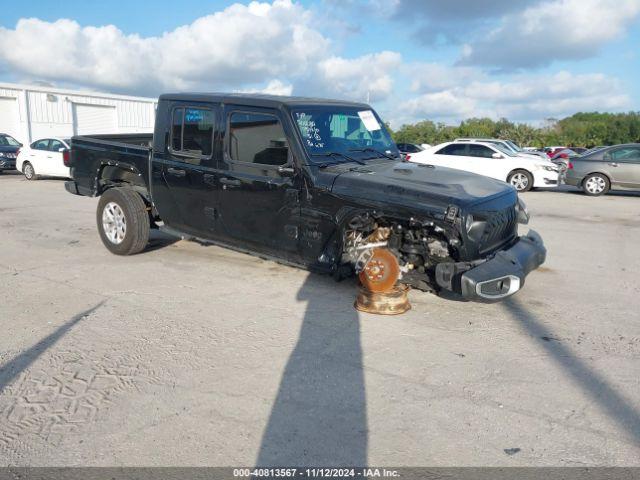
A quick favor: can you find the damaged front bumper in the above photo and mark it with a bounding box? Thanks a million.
[435,230,546,302]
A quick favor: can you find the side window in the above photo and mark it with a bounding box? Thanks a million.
[435,144,467,156]
[229,112,288,166]
[49,140,64,151]
[467,144,494,158]
[611,147,640,162]
[32,139,50,150]
[169,107,215,163]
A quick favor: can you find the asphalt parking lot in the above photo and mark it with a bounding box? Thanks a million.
[0,171,639,467]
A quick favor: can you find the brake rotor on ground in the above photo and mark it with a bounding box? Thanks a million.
[358,248,400,293]
[354,283,411,315]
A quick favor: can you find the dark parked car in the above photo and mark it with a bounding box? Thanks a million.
[0,133,22,173]
[564,144,640,195]
[396,143,424,154]
[65,93,545,302]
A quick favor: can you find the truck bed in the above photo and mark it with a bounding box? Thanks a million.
[69,133,153,197]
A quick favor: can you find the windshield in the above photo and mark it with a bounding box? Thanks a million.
[492,144,518,157]
[0,135,20,147]
[291,106,398,163]
[505,140,522,152]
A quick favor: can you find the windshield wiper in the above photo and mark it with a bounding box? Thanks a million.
[348,147,398,161]
[311,151,365,166]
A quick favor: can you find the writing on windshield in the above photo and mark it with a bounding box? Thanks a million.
[292,107,396,163]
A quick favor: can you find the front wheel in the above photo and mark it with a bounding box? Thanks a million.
[23,162,37,180]
[582,173,610,196]
[507,169,533,192]
[96,188,150,255]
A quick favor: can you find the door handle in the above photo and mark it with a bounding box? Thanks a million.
[608,162,619,167]
[220,177,241,187]
[167,167,186,177]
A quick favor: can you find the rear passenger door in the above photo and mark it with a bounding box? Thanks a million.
[217,107,300,259]
[151,104,222,237]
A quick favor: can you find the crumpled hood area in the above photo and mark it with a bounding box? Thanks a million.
[330,161,516,211]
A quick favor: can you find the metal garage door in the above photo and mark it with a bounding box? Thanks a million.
[0,97,20,139]
[73,103,117,135]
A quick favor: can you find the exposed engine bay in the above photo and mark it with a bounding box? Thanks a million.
[340,212,460,292]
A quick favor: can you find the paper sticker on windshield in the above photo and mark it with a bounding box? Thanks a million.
[358,110,381,131]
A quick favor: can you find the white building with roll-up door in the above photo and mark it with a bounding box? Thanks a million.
[0,82,157,144]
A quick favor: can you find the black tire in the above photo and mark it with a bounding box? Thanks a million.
[507,169,533,192]
[96,187,150,255]
[23,162,37,181]
[582,173,610,196]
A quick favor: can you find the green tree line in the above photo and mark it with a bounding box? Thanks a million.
[390,112,640,148]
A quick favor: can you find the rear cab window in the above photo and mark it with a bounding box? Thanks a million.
[169,106,217,165]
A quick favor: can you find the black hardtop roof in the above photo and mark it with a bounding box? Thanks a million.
[158,92,371,109]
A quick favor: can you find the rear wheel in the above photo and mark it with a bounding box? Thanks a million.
[97,187,150,255]
[507,169,533,192]
[23,162,37,180]
[583,173,610,196]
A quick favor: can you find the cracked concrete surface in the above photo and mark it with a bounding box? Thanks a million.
[0,172,639,466]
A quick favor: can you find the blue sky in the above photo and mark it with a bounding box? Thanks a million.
[1,0,639,127]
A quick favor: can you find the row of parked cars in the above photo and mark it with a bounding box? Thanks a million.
[398,139,640,196]
[0,134,71,180]
[2,130,639,197]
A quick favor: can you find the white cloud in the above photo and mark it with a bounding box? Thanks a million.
[314,51,402,101]
[235,79,294,96]
[393,70,630,126]
[406,63,482,93]
[460,0,640,68]
[0,1,403,103]
[0,0,329,93]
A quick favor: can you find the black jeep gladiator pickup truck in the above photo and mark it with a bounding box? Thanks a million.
[65,93,545,301]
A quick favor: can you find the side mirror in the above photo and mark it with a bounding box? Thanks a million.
[492,152,503,159]
[277,165,295,176]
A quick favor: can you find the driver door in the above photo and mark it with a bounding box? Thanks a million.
[217,107,301,262]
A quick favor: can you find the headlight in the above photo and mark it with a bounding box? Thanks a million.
[465,213,487,241]
[516,197,529,224]
[536,164,556,171]
[0,152,5,157]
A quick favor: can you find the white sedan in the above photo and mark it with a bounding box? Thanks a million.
[407,141,560,192]
[16,137,71,180]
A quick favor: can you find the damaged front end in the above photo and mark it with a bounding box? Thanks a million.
[339,195,545,303]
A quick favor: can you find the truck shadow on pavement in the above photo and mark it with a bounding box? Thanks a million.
[0,301,104,395]
[503,298,640,445]
[256,274,368,467]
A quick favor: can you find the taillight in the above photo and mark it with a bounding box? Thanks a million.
[16,148,20,157]
[63,150,70,166]
[405,154,412,162]
[567,161,574,170]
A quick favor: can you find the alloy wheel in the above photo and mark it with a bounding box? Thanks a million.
[510,173,529,191]
[102,202,127,244]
